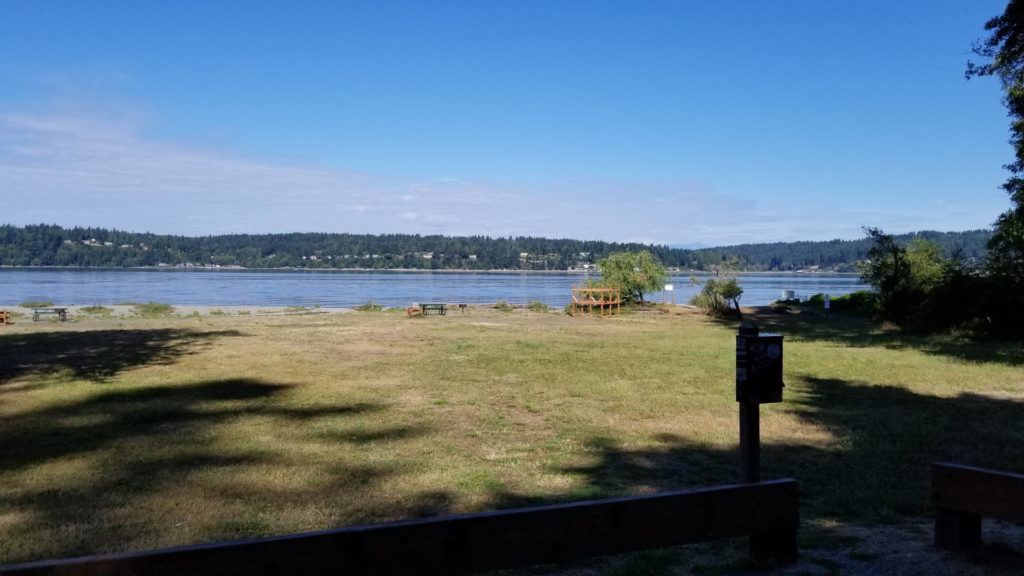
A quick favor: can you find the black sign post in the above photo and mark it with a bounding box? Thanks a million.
[736,321,784,483]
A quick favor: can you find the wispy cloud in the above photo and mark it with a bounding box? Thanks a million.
[0,106,991,245]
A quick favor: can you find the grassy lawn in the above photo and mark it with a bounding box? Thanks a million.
[1,307,1022,568]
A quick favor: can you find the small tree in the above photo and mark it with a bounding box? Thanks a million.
[598,250,668,306]
[689,276,744,317]
[716,278,744,317]
[860,228,946,325]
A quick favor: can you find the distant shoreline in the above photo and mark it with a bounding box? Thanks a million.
[0,265,861,276]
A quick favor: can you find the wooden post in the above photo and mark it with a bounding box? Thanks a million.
[739,403,760,483]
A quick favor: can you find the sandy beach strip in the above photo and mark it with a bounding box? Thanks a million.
[1,304,355,318]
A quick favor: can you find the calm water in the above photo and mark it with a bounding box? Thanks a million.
[0,268,866,309]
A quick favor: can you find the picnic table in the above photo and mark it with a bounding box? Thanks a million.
[33,307,68,322]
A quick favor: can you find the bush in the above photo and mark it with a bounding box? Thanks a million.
[354,301,385,312]
[805,291,876,315]
[493,300,515,312]
[689,288,732,317]
[79,305,113,315]
[20,300,54,308]
[132,302,175,318]
[527,301,550,313]
[689,277,742,318]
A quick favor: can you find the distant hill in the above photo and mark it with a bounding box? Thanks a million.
[689,230,992,273]
[0,224,991,272]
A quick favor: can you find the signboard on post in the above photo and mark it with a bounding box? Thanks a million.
[736,334,784,405]
[735,321,784,484]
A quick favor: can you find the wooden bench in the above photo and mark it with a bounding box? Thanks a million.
[406,306,423,317]
[420,303,446,316]
[32,307,68,322]
[0,479,798,575]
[0,310,10,325]
[933,461,1024,550]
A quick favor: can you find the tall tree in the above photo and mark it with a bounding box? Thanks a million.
[969,1,1024,312]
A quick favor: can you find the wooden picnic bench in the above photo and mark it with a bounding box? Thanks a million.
[0,310,10,325]
[933,461,1024,550]
[420,303,446,316]
[33,307,68,322]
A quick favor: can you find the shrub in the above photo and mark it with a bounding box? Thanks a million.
[689,288,732,317]
[527,301,550,313]
[689,277,742,318]
[805,291,876,315]
[80,305,113,315]
[493,300,515,312]
[20,301,54,308]
[132,302,175,317]
[354,301,385,312]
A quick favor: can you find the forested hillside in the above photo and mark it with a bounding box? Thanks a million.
[0,224,991,271]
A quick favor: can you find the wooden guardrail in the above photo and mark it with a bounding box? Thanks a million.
[0,479,798,575]
[933,461,1024,550]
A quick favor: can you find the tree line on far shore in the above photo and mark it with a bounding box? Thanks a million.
[0,224,990,273]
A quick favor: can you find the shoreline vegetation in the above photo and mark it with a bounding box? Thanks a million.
[0,264,863,275]
[0,224,990,273]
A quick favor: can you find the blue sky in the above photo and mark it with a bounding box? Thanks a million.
[0,1,1014,246]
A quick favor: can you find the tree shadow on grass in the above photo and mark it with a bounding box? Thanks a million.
[0,328,246,384]
[0,377,408,563]
[481,374,1024,524]
[774,375,1024,519]
[713,308,1024,367]
[462,374,1024,573]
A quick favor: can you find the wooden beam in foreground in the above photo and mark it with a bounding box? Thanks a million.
[2,479,798,576]
[933,462,1024,550]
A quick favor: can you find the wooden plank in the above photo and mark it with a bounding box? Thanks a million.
[932,462,1024,522]
[1,479,798,576]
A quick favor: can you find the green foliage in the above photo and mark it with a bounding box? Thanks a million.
[132,302,175,318]
[20,300,54,308]
[968,3,1024,335]
[689,277,743,318]
[79,305,113,315]
[860,228,948,326]
[493,300,514,312]
[526,301,550,312]
[805,291,876,315]
[0,224,993,272]
[598,251,668,305]
[354,301,385,312]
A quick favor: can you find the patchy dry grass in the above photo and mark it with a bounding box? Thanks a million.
[0,307,1022,569]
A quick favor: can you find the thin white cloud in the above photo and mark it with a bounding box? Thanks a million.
[0,106,996,245]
